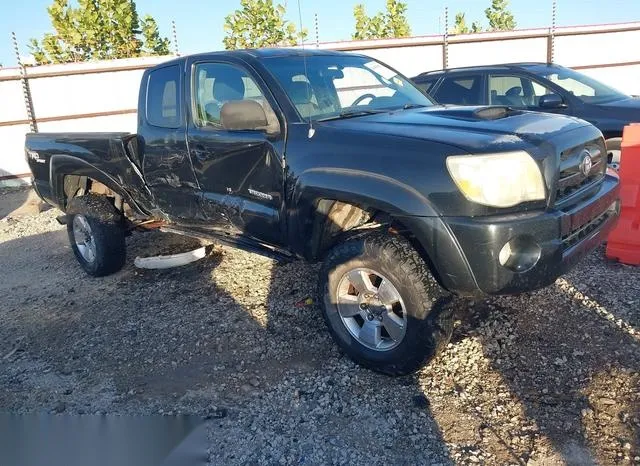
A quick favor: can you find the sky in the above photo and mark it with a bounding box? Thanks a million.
[1,0,640,67]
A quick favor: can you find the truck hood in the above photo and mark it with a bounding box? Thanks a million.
[322,105,592,153]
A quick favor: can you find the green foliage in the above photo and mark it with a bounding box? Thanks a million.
[352,0,411,40]
[485,0,516,31]
[141,15,170,55]
[223,0,306,50]
[29,0,170,64]
[451,12,482,35]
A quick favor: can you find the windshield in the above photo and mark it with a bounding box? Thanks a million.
[540,67,628,104]
[263,54,434,121]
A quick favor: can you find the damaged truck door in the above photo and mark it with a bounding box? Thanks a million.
[185,58,285,246]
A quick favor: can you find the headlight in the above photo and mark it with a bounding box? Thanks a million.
[446,151,546,208]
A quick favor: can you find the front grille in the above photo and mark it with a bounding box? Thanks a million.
[561,205,615,251]
[555,141,607,205]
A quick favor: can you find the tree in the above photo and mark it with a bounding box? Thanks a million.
[352,0,411,40]
[223,0,306,50]
[485,0,516,31]
[29,0,170,65]
[451,12,482,35]
[141,15,170,56]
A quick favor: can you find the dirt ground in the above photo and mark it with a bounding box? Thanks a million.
[1,187,638,465]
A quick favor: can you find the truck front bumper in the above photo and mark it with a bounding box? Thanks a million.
[403,174,620,296]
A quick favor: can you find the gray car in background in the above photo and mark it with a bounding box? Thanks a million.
[412,63,640,169]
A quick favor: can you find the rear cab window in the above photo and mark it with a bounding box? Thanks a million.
[146,65,181,128]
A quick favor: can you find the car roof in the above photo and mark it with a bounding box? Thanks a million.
[413,62,566,79]
[157,48,359,67]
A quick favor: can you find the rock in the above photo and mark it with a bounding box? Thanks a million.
[204,407,228,420]
[53,402,66,413]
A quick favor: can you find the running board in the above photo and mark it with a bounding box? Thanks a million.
[159,225,296,263]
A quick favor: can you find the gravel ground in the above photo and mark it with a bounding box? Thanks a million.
[1,188,638,465]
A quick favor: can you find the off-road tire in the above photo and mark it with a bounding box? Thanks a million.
[319,232,455,376]
[66,194,126,277]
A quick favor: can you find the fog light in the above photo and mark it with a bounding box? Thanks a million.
[498,236,542,272]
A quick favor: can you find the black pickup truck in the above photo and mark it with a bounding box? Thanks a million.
[25,49,620,375]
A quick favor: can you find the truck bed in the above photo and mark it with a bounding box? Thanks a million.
[25,132,153,215]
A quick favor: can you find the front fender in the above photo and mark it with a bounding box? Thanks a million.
[293,167,439,217]
[289,167,441,259]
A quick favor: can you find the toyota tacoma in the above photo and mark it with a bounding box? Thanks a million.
[25,49,620,375]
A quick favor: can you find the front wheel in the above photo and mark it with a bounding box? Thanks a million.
[66,194,126,277]
[319,233,455,376]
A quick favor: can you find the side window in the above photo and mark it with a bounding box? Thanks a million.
[489,74,558,108]
[146,65,181,128]
[489,75,526,106]
[434,75,482,105]
[530,79,560,107]
[192,63,268,128]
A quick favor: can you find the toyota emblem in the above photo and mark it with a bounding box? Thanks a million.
[579,150,593,176]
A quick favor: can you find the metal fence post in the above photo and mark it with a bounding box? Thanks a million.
[172,21,180,56]
[12,32,37,133]
[443,7,449,69]
[547,0,557,63]
[315,13,320,48]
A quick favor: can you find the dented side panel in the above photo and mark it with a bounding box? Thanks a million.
[188,129,285,246]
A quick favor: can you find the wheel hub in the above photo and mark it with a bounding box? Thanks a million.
[72,215,97,264]
[358,293,387,319]
[336,268,407,351]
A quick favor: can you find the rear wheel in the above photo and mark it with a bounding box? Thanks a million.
[319,232,455,376]
[66,194,126,277]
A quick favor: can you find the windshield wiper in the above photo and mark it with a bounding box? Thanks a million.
[317,109,384,122]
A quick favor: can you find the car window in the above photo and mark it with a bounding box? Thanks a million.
[539,67,627,104]
[263,55,433,121]
[489,74,558,108]
[489,75,527,106]
[434,75,483,105]
[193,62,271,128]
[529,80,558,107]
[146,65,181,128]
[413,77,439,95]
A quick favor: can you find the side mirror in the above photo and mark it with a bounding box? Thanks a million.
[220,100,269,131]
[539,94,566,109]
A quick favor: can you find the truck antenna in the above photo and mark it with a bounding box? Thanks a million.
[297,0,315,138]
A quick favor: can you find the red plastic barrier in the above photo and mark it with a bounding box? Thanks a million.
[606,123,640,265]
